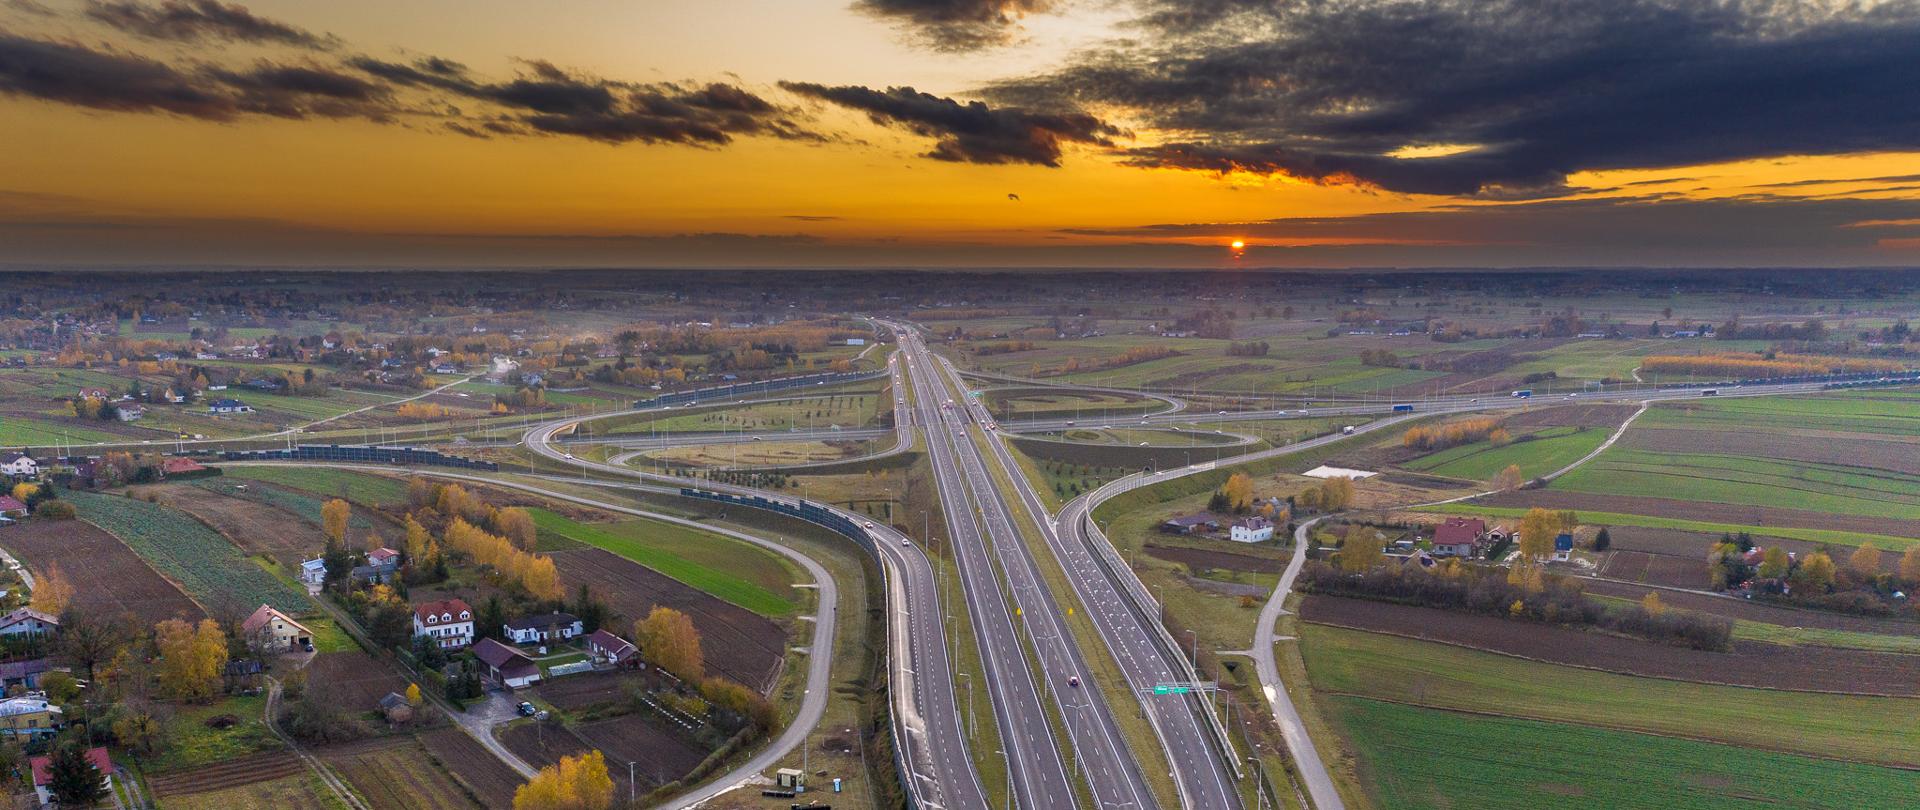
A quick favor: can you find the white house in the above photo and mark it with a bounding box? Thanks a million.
[0,453,37,478]
[412,598,475,649]
[1229,516,1274,543]
[207,398,253,414]
[299,558,327,587]
[241,605,313,652]
[503,612,583,645]
[0,608,58,638]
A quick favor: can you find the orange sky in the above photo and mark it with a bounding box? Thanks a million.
[4,0,1920,267]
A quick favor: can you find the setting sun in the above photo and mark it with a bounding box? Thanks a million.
[1231,240,1247,250]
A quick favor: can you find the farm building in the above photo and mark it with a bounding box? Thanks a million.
[504,612,584,645]
[1161,514,1220,535]
[586,629,637,666]
[472,638,542,689]
[241,604,313,652]
[0,496,27,518]
[30,747,111,807]
[1553,533,1575,561]
[1229,516,1274,543]
[413,599,475,649]
[0,608,58,637]
[1430,517,1488,558]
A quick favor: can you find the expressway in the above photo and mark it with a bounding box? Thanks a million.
[919,347,1246,810]
[520,353,991,810]
[893,330,1107,810]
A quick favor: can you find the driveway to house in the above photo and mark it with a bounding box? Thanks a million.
[449,688,538,780]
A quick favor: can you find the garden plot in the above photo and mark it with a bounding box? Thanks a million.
[0,518,204,623]
[65,490,311,614]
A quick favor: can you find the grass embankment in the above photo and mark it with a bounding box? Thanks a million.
[1300,624,1920,768]
[1329,696,1920,810]
[527,508,797,617]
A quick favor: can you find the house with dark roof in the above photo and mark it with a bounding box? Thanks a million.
[207,398,253,414]
[1160,513,1220,535]
[585,629,637,666]
[503,612,583,645]
[1553,532,1576,561]
[472,638,542,689]
[0,453,37,478]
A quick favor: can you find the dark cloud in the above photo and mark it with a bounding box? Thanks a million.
[354,56,819,145]
[210,63,393,120]
[853,0,1055,51]
[0,32,239,118]
[780,82,1122,166]
[85,0,332,49]
[989,0,1920,196]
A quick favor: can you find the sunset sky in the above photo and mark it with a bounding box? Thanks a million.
[5,0,1920,267]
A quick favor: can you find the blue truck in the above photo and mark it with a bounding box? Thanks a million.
[1392,404,1415,412]
[1510,389,1532,398]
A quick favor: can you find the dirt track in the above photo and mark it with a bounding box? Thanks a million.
[1301,595,1920,695]
[1481,490,1920,538]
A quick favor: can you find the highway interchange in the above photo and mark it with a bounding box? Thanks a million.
[511,328,1897,810]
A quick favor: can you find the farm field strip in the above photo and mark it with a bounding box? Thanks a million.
[1300,624,1920,767]
[1424,502,1920,548]
[221,466,411,508]
[1554,449,1920,519]
[1329,697,1920,810]
[66,490,311,613]
[528,508,796,616]
[1405,425,1610,481]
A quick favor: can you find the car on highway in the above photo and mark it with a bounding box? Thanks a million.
[751,436,762,441]
[1068,675,1080,688]
[863,521,875,529]
[563,452,574,459]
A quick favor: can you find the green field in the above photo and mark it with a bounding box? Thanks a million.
[1331,697,1920,810]
[219,466,410,509]
[1300,624,1920,767]
[1406,425,1610,481]
[1640,390,1920,436]
[0,416,129,445]
[1553,448,1920,520]
[528,509,797,616]
[67,490,312,613]
[1419,502,1919,550]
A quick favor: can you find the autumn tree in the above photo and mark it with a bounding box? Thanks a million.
[1757,546,1791,580]
[404,516,439,563]
[1848,543,1881,578]
[29,562,73,615]
[1338,525,1383,572]
[1517,508,1559,561]
[1490,464,1523,491]
[1220,473,1254,513]
[321,498,351,545]
[522,555,562,601]
[405,683,423,707]
[1793,552,1836,592]
[9,482,38,503]
[154,618,228,701]
[636,606,704,682]
[1902,545,1920,585]
[1640,591,1665,617]
[513,750,615,810]
[492,507,538,549]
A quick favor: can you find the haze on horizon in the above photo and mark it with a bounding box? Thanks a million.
[5,0,1920,268]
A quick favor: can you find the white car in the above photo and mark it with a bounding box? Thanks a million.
[901,537,910,546]
[863,521,875,529]
[563,452,574,459]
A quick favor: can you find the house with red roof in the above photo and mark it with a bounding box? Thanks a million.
[30,746,112,806]
[412,599,474,649]
[0,496,27,518]
[1429,517,1489,558]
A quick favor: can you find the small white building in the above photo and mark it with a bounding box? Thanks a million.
[412,599,475,649]
[503,612,583,645]
[207,398,253,414]
[0,453,37,478]
[299,558,328,587]
[1229,516,1274,543]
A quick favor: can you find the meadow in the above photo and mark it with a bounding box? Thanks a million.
[1330,697,1920,810]
[1552,448,1920,520]
[528,508,797,616]
[220,465,411,508]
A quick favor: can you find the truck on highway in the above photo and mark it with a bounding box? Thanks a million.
[1341,425,1357,435]
[1700,388,1719,396]
[1392,404,1415,412]
[1511,389,1532,398]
